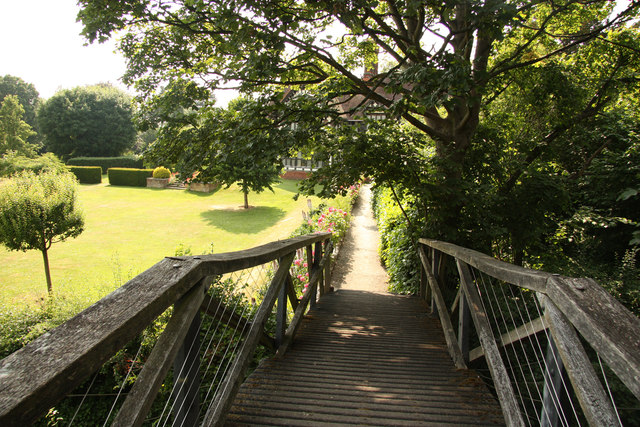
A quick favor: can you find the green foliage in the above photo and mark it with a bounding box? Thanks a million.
[67,156,143,174]
[371,186,422,294]
[0,152,66,177]
[152,166,171,179]
[0,170,84,293]
[107,167,153,187]
[0,94,37,156]
[145,97,301,208]
[38,85,136,160]
[0,75,41,144]
[0,295,88,359]
[68,166,102,184]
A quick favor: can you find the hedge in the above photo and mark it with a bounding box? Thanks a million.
[68,166,102,184]
[67,157,144,174]
[107,168,154,187]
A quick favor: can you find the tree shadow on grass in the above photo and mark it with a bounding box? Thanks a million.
[200,206,286,234]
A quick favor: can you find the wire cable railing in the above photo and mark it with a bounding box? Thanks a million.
[0,232,332,426]
[418,238,640,426]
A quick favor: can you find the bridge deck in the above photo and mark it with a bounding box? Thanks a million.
[226,289,505,426]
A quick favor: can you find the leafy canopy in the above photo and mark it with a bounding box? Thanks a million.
[0,95,37,157]
[38,84,136,160]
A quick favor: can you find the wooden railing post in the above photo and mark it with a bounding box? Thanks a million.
[172,307,201,427]
[306,245,316,308]
[431,248,440,316]
[540,336,568,427]
[275,267,288,348]
[323,239,331,294]
[458,292,471,365]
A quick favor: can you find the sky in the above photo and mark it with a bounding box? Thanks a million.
[0,0,129,99]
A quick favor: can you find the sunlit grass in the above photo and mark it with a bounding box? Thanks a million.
[0,179,329,307]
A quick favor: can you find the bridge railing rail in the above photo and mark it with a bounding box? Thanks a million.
[418,238,640,426]
[0,232,332,426]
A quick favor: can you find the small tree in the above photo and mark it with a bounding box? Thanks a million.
[147,97,291,209]
[0,170,84,293]
[0,95,37,156]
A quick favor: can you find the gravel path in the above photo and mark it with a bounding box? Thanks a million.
[330,184,389,293]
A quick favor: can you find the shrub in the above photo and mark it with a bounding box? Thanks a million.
[68,166,102,184]
[67,156,143,174]
[372,186,421,294]
[107,168,154,187]
[152,166,171,179]
[0,152,66,177]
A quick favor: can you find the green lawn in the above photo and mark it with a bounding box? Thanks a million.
[0,179,328,307]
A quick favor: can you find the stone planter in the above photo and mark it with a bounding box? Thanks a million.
[188,182,219,193]
[146,177,170,188]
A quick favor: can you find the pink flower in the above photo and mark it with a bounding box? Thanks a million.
[329,207,335,212]
[327,228,333,233]
[294,259,301,266]
[303,262,308,268]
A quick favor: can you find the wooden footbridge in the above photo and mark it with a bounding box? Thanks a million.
[0,231,639,426]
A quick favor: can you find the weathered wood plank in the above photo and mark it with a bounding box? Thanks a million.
[421,239,551,292]
[541,294,622,426]
[0,256,203,426]
[418,246,466,369]
[545,275,640,400]
[469,316,547,362]
[456,260,525,427]
[112,280,205,427]
[202,252,295,426]
[194,232,331,277]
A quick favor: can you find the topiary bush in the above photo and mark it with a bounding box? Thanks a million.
[67,156,143,174]
[68,166,102,184]
[152,166,171,179]
[107,168,154,187]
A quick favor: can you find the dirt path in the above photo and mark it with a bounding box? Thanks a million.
[330,184,389,293]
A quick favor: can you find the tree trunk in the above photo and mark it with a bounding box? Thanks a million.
[243,188,249,209]
[41,247,53,294]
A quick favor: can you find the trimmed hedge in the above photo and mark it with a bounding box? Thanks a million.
[67,156,144,174]
[107,168,154,187]
[68,166,102,184]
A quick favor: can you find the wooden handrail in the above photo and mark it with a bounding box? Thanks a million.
[0,232,331,425]
[418,238,640,426]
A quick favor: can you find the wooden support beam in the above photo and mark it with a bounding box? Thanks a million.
[418,246,466,369]
[112,280,205,427]
[469,316,547,362]
[540,294,621,426]
[456,260,525,427]
[202,252,295,426]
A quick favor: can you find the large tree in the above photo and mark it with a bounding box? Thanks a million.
[38,84,136,160]
[77,0,640,239]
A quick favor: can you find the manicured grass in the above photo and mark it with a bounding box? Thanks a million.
[0,179,329,307]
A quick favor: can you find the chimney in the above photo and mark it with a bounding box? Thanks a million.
[363,45,379,82]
